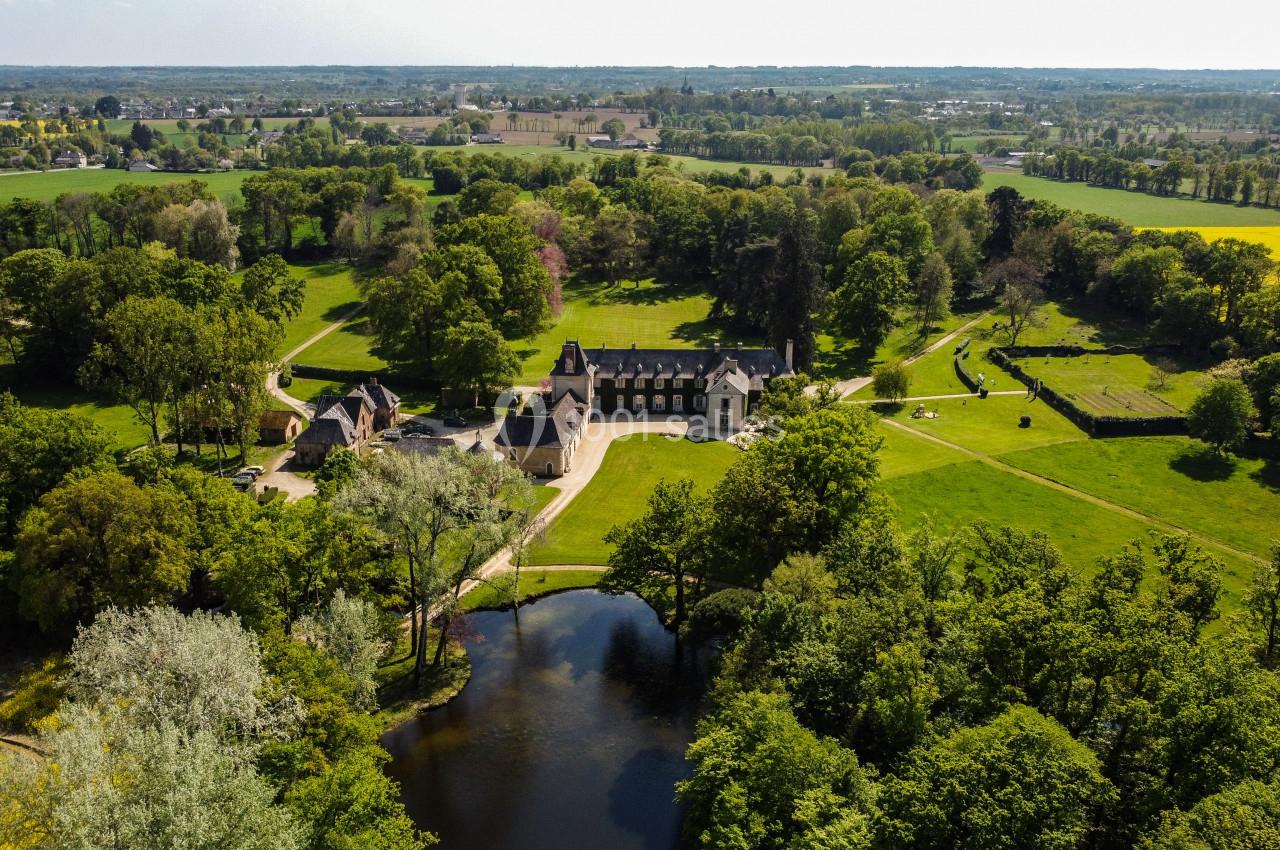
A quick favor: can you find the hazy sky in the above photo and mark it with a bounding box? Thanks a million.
[4,0,1279,68]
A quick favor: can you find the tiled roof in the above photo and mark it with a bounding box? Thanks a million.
[358,382,400,410]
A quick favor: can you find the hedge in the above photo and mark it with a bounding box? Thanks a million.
[953,338,980,392]
[988,346,1187,437]
[289,363,438,390]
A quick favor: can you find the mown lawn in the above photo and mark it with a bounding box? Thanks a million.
[527,436,738,566]
[0,168,250,203]
[444,143,832,179]
[289,315,389,372]
[1002,436,1280,560]
[855,299,1152,400]
[275,264,363,357]
[815,306,983,382]
[510,278,754,386]
[1007,351,1206,415]
[9,382,152,451]
[879,394,1087,456]
[461,568,602,611]
[981,171,1280,227]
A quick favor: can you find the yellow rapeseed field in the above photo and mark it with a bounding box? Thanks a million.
[1153,226,1280,261]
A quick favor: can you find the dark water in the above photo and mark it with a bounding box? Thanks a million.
[382,590,711,850]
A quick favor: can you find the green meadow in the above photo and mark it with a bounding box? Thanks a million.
[981,171,1280,227]
[0,168,250,203]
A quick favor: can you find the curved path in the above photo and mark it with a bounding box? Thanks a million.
[824,311,991,398]
[257,303,367,501]
[267,302,367,417]
[415,418,693,623]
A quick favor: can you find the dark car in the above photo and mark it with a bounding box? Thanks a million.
[442,412,467,428]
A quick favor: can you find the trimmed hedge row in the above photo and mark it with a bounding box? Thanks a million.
[953,338,981,392]
[988,346,1187,437]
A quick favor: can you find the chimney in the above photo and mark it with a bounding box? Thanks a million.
[561,342,576,374]
[631,342,637,350]
[727,359,738,374]
[369,376,378,386]
[712,339,719,354]
[736,341,742,351]
[785,339,794,371]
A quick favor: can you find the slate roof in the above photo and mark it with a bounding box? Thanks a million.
[496,393,587,450]
[357,381,400,411]
[549,342,791,386]
[315,392,373,426]
[296,404,357,447]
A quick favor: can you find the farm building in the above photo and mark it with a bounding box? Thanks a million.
[293,381,401,467]
[127,160,160,172]
[472,132,504,144]
[258,409,303,444]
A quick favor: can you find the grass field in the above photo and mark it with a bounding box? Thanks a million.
[527,436,739,566]
[461,568,601,611]
[1003,437,1280,561]
[1152,226,1280,262]
[882,395,1087,456]
[815,307,983,381]
[1007,352,1204,415]
[288,315,389,372]
[852,299,1146,401]
[982,171,1280,227]
[875,422,1260,608]
[7,382,151,451]
[275,263,362,356]
[510,278,752,386]
[0,168,250,203]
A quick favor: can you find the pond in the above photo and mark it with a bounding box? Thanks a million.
[382,589,712,850]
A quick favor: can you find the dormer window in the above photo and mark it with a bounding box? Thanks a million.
[655,377,664,389]
[673,378,683,388]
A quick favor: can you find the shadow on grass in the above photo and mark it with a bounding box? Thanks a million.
[320,299,362,322]
[671,317,763,348]
[1169,445,1237,482]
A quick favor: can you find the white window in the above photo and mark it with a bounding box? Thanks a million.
[673,395,683,412]
[632,394,645,412]
[673,378,683,388]
[654,395,666,411]
[694,378,705,389]
[655,378,664,389]
[618,377,627,389]
[636,377,646,389]
[616,394,624,409]
[694,395,707,411]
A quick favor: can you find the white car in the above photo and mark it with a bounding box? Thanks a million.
[239,466,266,478]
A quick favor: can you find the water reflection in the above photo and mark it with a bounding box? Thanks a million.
[382,590,710,850]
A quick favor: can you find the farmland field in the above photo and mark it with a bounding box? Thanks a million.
[981,171,1280,227]
[1151,226,1280,261]
[0,167,250,203]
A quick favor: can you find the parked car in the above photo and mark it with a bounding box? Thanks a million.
[231,472,256,492]
[239,466,265,478]
[442,411,467,428]
[403,422,436,436]
[382,428,402,441]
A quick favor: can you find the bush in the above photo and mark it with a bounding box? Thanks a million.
[872,362,911,403]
